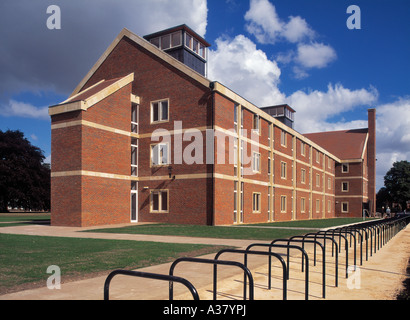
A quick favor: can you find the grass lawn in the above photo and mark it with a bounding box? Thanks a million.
[0,213,50,227]
[0,233,227,294]
[84,218,372,240]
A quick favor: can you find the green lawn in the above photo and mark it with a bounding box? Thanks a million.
[0,214,50,227]
[0,233,227,294]
[84,217,372,240]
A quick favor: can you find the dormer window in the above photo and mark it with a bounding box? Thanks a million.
[150,31,182,50]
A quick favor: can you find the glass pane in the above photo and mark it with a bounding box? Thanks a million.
[161,144,168,164]
[186,33,192,49]
[161,191,168,211]
[152,193,159,211]
[161,101,168,121]
[131,182,137,190]
[131,193,137,220]
[161,35,170,49]
[131,146,137,165]
[150,37,160,48]
[193,39,199,53]
[172,31,181,47]
[152,145,159,165]
[152,103,159,122]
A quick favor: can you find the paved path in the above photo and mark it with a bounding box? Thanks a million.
[0,223,409,300]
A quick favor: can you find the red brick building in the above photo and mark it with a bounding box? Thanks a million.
[49,25,376,227]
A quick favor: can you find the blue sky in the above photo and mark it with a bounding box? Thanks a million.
[0,0,409,191]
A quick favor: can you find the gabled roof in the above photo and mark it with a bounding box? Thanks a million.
[69,28,211,98]
[303,128,368,161]
[49,73,134,116]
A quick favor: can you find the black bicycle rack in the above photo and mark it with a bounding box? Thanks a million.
[246,243,310,300]
[169,256,254,300]
[103,215,409,301]
[214,248,288,300]
[104,269,199,300]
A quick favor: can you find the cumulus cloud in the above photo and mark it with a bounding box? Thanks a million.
[295,42,337,69]
[244,0,314,44]
[208,34,286,107]
[0,100,49,120]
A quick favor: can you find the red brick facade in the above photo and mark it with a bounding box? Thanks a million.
[49,27,375,227]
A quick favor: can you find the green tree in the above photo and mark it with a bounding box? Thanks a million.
[384,160,410,211]
[0,130,50,212]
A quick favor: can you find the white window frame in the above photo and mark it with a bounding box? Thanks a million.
[151,99,169,123]
[342,202,349,213]
[252,152,261,173]
[252,192,261,213]
[342,181,349,192]
[151,142,170,166]
[280,130,287,147]
[150,190,169,213]
[280,196,287,213]
[281,161,287,179]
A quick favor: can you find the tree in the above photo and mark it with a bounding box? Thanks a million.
[383,160,410,211]
[0,130,50,212]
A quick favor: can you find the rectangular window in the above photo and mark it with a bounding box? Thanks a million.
[328,200,331,213]
[151,143,169,166]
[342,181,349,192]
[316,150,320,163]
[301,168,306,184]
[301,141,306,156]
[280,196,287,212]
[253,114,260,133]
[252,193,261,213]
[316,173,320,187]
[316,199,320,213]
[253,152,261,172]
[281,161,287,179]
[342,163,349,173]
[268,186,271,219]
[328,177,331,190]
[280,130,287,147]
[131,104,139,133]
[234,104,238,131]
[150,190,168,213]
[151,99,169,123]
[268,157,271,175]
[131,138,138,176]
[234,181,238,223]
[342,202,349,213]
[301,198,306,213]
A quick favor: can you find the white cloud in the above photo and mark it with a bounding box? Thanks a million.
[244,0,314,44]
[0,100,49,120]
[295,42,337,69]
[208,35,286,107]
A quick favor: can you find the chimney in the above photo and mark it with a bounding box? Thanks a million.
[367,108,376,214]
[143,24,211,77]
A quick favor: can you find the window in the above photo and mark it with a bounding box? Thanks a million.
[234,181,238,223]
[150,190,168,213]
[253,114,260,133]
[234,104,238,131]
[280,130,287,147]
[316,173,320,187]
[328,177,331,190]
[301,141,306,156]
[342,202,349,213]
[151,99,169,123]
[151,143,169,166]
[253,152,261,172]
[342,182,349,192]
[328,200,331,213]
[301,198,306,213]
[316,150,320,163]
[252,193,261,213]
[131,104,139,133]
[131,138,138,176]
[268,186,271,220]
[316,199,320,213]
[185,32,206,58]
[233,138,238,176]
[150,31,181,50]
[342,163,349,173]
[280,196,287,212]
[281,161,287,179]
[301,168,306,184]
[268,157,271,175]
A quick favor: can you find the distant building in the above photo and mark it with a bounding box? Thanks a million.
[49,25,376,227]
